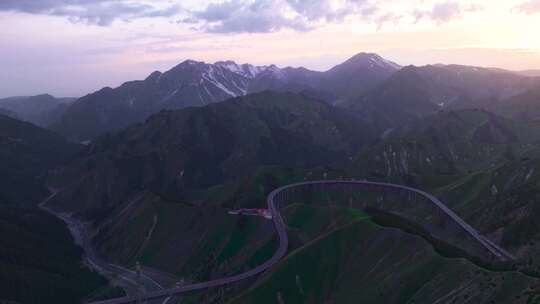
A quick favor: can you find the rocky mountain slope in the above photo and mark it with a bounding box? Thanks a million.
[340,108,540,274]
[349,109,530,182]
[322,52,401,102]
[231,206,537,304]
[434,151,540,274]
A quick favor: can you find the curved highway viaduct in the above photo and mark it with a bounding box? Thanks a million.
[89,180,514,304]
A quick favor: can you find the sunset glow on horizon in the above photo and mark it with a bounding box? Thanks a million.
[1,0,540,97]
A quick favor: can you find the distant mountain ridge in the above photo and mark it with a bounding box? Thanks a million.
[51,53,400,141]
[516,70,540,77]
[47,51,540,142]
[342,64,540,129]
[0,113,81,206]
[0,108,17,119]
[47,90,377,213]
[0,94,76,127]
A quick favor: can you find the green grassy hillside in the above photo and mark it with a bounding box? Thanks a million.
[344,108,540,274]
[43,94,540,303]
[230,206,538,304]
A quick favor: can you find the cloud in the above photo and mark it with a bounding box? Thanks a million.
[179,0,484,33]
[181,0,377,33]
[0,0,486,31]
[374,13,403,30]
[0,0,180,26]
[413,1,464,24]
[286,0,368,22]
[514,0,540,14]
[432,2,461,21]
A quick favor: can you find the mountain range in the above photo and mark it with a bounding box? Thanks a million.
[50,53,400,141]
[0,94,75,127]
[43,52,539,143]
[45,89,540,303]
[342,64,540,129]
[47,91,376,213]
[4,51,540,303]
[0,113,81,206]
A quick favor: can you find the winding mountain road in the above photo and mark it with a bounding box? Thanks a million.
[90,180,515,304]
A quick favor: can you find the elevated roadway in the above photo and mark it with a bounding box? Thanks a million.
[90,180,514,304]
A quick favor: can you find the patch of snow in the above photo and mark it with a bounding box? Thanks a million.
[203,84,214,99]
[230,78,248,95]
[202,67,238,97]
[161,88,179,103]
[266,65,286,79]
[215,60,268,78]
[381,128,393,139]
[244,64,267,78]
[525,168,535,181]
[216,61,242,74]
[400,151,409,174]
[369,54,401,70]
[491,184,499,196]
[198,91,204,104]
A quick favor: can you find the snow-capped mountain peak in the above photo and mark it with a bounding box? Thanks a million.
[368,54,401,70]
[55,52,403,140]
[214,60,268,78]
[214,60,242,73]
[262,64,287,79]
[331,53,401,73]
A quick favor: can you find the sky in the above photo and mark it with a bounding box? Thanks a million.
[1,0,540,98]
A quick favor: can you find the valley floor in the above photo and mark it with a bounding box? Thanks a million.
[40,189,182,304]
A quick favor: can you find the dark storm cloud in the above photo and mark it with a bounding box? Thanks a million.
[182,0,376,33]
[0,0,180,26]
